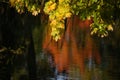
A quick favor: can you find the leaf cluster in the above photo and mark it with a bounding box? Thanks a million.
[44,0,72,41]
[9,0,41,16]
[8,0,119,41]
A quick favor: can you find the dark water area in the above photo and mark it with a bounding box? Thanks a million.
[0,2,120,80]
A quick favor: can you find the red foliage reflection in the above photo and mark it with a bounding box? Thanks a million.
[42,15,101,76]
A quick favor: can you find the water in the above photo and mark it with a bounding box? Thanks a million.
[1,5,120,80]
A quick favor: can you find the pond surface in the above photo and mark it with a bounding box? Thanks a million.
[0,4,120,80]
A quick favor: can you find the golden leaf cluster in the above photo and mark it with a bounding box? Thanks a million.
[44,0,72,41]
[9,0,40,16]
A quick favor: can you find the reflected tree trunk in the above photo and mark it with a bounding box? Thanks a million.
[26,32,37,80]
[24,15,37,80]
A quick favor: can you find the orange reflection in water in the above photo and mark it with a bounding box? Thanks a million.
[42,15,101,76]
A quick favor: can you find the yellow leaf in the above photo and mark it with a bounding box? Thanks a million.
[49,3,56,11]
[107,25,113,31]
[50,20,57,26]
[59,0,64,3]
[65,12,72,18]
[54,35,61,41]
[32,11,38,16]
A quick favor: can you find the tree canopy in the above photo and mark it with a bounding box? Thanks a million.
[3,0,120,41]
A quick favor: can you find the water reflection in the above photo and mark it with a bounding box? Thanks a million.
[42,15,103,80]
[1,6,120,79]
